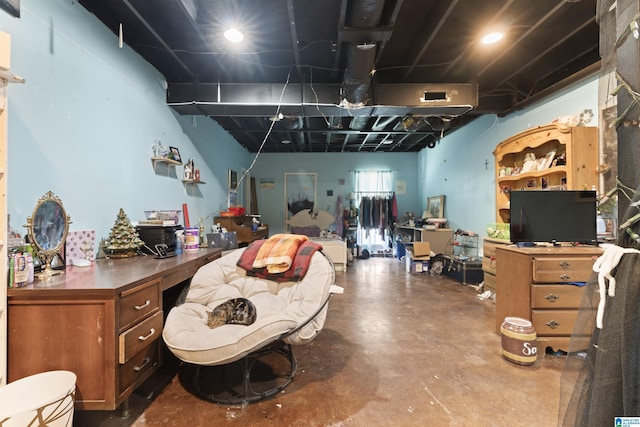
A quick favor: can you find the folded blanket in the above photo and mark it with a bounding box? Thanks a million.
[238,238,323,282]
[252,233,309,274]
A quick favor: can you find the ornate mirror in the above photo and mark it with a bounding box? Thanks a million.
[25,191,71,277]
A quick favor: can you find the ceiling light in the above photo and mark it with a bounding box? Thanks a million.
[224,28,244,43]
[481,32,503,45]
[281,139,291,144]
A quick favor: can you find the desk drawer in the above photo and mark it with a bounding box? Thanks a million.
[119,311,163,364]
[118,341,159,394]
[531,309,579,336]
[531,284,585,309]
[532,257,595,283]
[162,264,202,291]
[120,279,160,331]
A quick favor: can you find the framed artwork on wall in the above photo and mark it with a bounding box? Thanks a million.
[228,169,238,208]
[228,169,238,190]
[426,195,445,218]
[284,172,316,229]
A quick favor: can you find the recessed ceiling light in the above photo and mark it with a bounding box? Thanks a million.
[224,28,244,43]
[481,32,504,45]
[281,139,291,144]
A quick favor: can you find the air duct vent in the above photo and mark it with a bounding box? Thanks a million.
[422,91,448,102]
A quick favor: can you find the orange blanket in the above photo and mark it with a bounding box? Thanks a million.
[252,233,309,274]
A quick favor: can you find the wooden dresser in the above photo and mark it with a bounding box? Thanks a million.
[214,215,268,246]
[7,247,221,411]
[481,238,510,293]
[494,245,602,354]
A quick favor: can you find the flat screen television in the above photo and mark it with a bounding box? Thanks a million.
[509,190,597,245]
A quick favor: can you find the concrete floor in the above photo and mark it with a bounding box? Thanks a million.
[75,256,568,427]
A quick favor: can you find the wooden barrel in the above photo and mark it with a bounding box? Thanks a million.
[501,317,537,365]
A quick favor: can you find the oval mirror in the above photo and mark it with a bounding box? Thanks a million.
[26,191,71,277]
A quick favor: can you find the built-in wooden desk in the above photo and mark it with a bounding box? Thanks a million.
[7,247,222,411]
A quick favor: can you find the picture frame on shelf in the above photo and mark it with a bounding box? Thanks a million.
[541,149,556,170]
[169,146,182,163]
[426,195,445,218]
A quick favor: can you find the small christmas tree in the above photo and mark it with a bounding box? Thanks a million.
[104,208,144,258]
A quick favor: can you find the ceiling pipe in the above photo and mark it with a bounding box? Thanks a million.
[341,0,386,105]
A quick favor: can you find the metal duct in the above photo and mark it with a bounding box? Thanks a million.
[341,0,385,105]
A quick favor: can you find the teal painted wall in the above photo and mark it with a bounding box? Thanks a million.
[1,0,601,249]
[2,0,251,243]
[418,74,599,238]
[250,153,420,235]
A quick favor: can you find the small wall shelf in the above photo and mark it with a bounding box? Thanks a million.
[0,69,25,84]
[151,156,182,167]
[182,179,205,185]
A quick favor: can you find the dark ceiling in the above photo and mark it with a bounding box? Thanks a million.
[79,0,600,153]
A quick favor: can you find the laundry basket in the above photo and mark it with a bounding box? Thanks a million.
[0,370,76,426]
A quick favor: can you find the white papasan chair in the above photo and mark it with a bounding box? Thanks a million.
[162,240,342,404]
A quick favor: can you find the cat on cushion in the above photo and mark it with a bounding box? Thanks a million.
[206,297,257,329]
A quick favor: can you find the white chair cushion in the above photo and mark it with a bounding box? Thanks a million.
[162,247,334,365]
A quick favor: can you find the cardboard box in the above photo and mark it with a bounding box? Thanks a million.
[406,242,430,273]
[411,241,431,258]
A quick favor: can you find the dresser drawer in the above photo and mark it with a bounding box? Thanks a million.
[531,309,579,336]
[118,310,163,364]
[532,257,595,283]
[483,239,508,258]
[483,271,496,292]
[531,284,585,309]
[118,341,160,394]
[119,279,161,331]
[482,257,496,275]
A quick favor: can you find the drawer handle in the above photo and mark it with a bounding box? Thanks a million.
[559,261,571,267]
[545,293,559,302]
[138,328,156,341]
[134,300,151,311]
[546,320,560,329]
[560,274,571,281]
[133,357,151,372]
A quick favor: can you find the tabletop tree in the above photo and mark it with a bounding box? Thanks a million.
[104,208,144,258]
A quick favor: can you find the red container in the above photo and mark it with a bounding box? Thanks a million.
[228,206,246,216]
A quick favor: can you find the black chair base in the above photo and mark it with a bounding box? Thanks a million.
[186,340,298,405]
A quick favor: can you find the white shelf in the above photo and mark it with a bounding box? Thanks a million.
[182,179,206,184]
